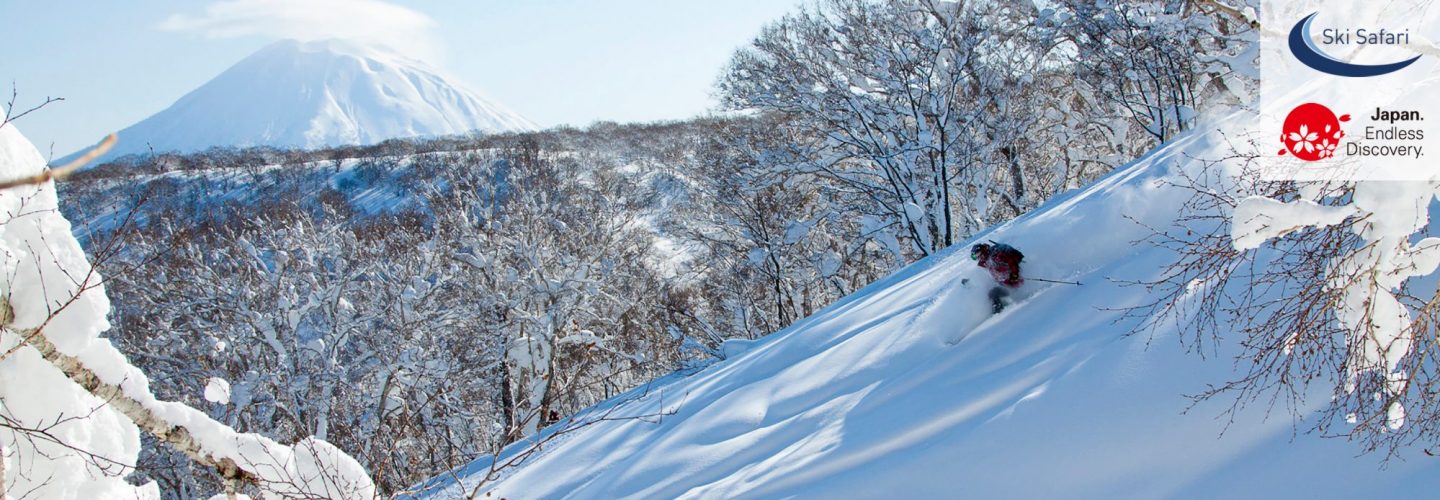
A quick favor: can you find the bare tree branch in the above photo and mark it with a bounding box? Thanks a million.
[0,134,116,191]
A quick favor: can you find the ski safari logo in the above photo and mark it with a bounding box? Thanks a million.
[1289,12,1422,77]
[1279,102,1349,161]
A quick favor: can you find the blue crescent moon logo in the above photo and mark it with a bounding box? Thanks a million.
[1289,12,1422,77]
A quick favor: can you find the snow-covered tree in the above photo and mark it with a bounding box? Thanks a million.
[717,0,1169,261]
[674,116,893,339]
[1056,0,1254,143]
[65,126,710,495]
[1138,148,1440,458]
[430,141,678,440]
[0,117,375,498]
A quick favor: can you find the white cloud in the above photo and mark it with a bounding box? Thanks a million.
[158,0,442,62]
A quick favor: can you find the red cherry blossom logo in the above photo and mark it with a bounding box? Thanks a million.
[1279,102,1349,161]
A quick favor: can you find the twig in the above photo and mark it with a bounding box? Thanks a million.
[1,85,64,129]
[0,134,116,191]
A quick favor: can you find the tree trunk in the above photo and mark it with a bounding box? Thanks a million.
[1001,146,1026,205]
[6,319,257,488]
[500,360,519,444]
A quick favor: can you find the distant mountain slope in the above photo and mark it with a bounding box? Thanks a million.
[71,39,535,165]
[407,127,1440,498]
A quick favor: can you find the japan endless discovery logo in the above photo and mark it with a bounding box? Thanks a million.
[1277,102,1425,161]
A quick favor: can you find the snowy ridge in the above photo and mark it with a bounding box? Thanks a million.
[410,128,1440,498]
[70,39,536,165]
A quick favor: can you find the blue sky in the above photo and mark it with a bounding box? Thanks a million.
[0,0,803,159]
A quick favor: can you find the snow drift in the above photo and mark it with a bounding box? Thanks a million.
[69,38,536,165]
[409,128,1440,498]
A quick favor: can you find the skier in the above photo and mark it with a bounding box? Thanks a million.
[970,241,1024,313]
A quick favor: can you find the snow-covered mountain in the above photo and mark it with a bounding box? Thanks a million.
[408,125,1440,498]
[71,39,536,165]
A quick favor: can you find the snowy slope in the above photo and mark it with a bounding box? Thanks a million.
[71,39,536,165]
[409,128,1440,498]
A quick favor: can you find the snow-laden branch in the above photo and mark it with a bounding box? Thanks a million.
[0,117,374,498]
[1228,180,1440,430]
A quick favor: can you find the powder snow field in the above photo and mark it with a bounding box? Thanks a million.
[410,128,1440,498]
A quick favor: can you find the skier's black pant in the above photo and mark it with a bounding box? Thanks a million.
[989,287,1009,313]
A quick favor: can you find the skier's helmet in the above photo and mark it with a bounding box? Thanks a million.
[970,243,990,261]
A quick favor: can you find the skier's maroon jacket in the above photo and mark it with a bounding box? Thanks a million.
[973,243,1024,288]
